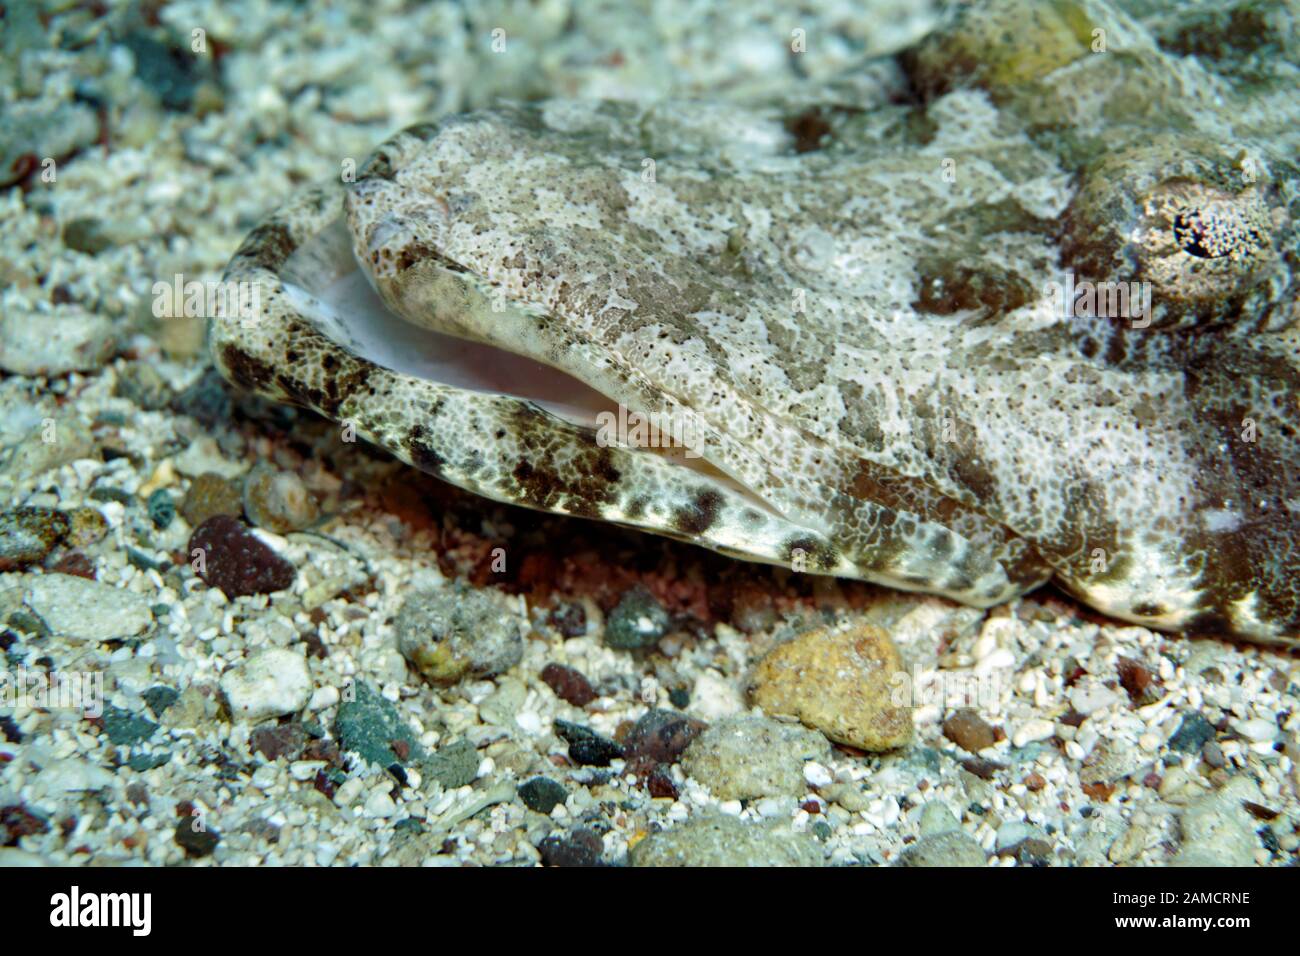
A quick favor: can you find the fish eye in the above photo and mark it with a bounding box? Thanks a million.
[1061,142,1286,329]
[1170,204,1267,261]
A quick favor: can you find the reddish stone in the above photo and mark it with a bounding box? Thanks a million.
[540,663,596,706]
[646,766,679,800]
[1117,656,1161,705]
[1,804,49,845]
[50,551,95,579]
[188,514,295,597]
[1081,781,1116,801]
[537,827,604,867]
[250,722,306,761]
[548,602,588,638]
[621,709,706,766]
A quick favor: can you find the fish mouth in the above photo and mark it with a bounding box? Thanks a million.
[280,215,625,436]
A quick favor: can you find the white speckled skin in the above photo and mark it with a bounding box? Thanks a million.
[215,0,1300,643]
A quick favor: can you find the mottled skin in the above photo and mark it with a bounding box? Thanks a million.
[214,0,1300,643]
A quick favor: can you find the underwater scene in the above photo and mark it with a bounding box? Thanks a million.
[0,0,1298,885]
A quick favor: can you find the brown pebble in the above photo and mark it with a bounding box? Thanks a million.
[249,722,306,762]
[961,757,1003,780]
[0,803,49,843]
[313,770,336,800]
[1243,801,1279,821]
[1023,772,1046,792]
[749,621,911,751]
[621,709,707,766]
[537,827,603,867]
[646,766,679,799]
[1059,709,1087,727]
[49,551,95,579]
[942,708,997,752]
[180,472,243,528]
[1081,781,1116,801]
[540,663,596,706]
[65,507,109,548]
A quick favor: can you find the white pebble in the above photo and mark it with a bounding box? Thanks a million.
[309,686,339,711]
[316,842,341,866]
[251,766,278,790]
[290,760,326,782]
[1233,718,1277,743]
[1012,718,1054,747]
[364,789,397,818]
[333,777,364,808]
[976,647,1016,672]
[220,648,312,722]
[803,761,833,788]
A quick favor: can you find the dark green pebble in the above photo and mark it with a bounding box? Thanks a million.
[142,685,179,718]
[519,776,568,814]
[604,585,671,650]
[101,705,158,746]
[1169,712,1216,753]
[147,489,175,529]
[128,751,171,772]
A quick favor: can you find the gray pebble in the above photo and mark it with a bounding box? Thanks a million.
[243,463,319,534]
[918,800,961,837]
[630,812,826,867]
[394,582,523,685]
[681,715,830,800]
[0,309,115,377]
[23,574,153,642]
[1172,776,1261,867]
[604,584,670,649]
[897,829,988,867]
[0,102,98,188]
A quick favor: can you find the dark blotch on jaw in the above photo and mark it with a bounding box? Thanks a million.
[238,221,296,271]
[782,535,838,572]
[220,343,276,394]
[1184,609,1235,638]
[672,489,724,536]
[505,406,622,518]
[406,424,446,473]
[512,458,561,510]
[784,108,834,154]
[394,242,470,274]
[1129,601,1167,619]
